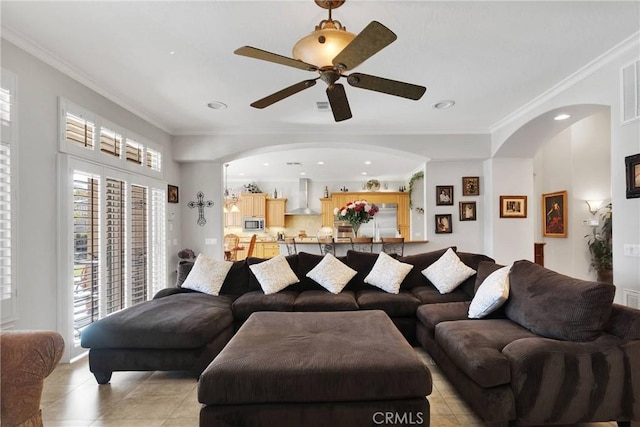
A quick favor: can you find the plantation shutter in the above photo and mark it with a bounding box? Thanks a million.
[105,177,125,314]
[126,138,143,164]
[100,127,122,158]
[66,112,95,150]
[0,85,12,316]
[72,172,100,344]
[130,184,148,304]
[150,188,166,296]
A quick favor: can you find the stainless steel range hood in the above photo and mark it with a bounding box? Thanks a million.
[285,178,320,215]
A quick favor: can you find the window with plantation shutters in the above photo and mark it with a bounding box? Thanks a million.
[131,184,148,304]
[72,172,99,344]
[150,188,166,296]
[66,113,95,150]
[105,177,125,315]
[100,127,122,158]
[126,138,143,164]
[146,147,162,172]
[1,70,16,325]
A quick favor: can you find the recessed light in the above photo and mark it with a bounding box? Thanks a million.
[169,51,176,55]
[207,101,227,110]
[364,161,372,165]
[433,100,455,109]
[317,161,325,165]
[361,172,367,175]
[263,162,269,166]
[300,172,306,175]
[239,173,245,176]
[554,113,571,121]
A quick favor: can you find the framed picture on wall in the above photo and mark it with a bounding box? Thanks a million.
[436,185,454,205]
[435,214,452,233]
[462,177,480,196]
[499,195,527,218]
[168,185,179,203]
[542,190,567,238]
[459,202,476,221]
[625,153,640,199]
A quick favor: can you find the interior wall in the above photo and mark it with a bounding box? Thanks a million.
[533,111,611,279]
[409,165,427,242]
[424,160,484,253]
[492,38,639,304]
[1,40,180,331]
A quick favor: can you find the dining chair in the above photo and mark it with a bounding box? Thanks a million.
[224,234,241,261]
[350,237,374,253]
[317,237,335,255]
[284,237,298,255]
[246,234,257,258]
[381,237,405,256]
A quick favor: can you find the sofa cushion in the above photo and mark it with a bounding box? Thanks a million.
[231,290,298,321]
[505,260,615,341]
[247,255,299,292]
[398,247,456,290]
[364,252,413,294]
[81,293,234,349]
[181,254,233,296]
[177,259,251,296]
[292,252,326,292]
[422,248,476,294]
[306,253,357,294]
[411,285,471,305]
[356,289,420,317]
[249,255,300,295]
[435,319,538,388]
[468,265,511,319]
[416,301,471,335]
[294,290,359,312]
[457,252,496,296]
[345,250,396,292]
[474,261,505,293]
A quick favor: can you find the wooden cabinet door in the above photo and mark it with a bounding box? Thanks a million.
[266,199,286,227]
[224,211,241,227]
[262,243,280,258]
[320,198,335,227]
[253,193,266,217]
[240,193,266,217]
[397,193,409,228]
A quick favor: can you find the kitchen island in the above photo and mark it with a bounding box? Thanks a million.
[277,238,430,256]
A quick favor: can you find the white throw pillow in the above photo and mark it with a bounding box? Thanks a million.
[249,255,300,295]
[468,265,512,318]
[364,252,414,294]
[306,253,357,294]
[422,248,476,294]
[181,254,233,296]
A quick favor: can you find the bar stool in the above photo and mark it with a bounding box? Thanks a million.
[317,237,335,255]
[350,237,374,253]
[381,237,404,256]
[284,237,298,255]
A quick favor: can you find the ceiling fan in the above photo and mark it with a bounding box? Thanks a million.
[234,0,426,122]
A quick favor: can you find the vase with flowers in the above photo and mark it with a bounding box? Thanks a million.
[334,200,379,238]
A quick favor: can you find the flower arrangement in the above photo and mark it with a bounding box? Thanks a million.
[177,248,195,261]
[334,200,378,237]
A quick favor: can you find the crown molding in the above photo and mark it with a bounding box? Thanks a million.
[490,31,640,134]
[171,127,490,137]
[1,26,174,135]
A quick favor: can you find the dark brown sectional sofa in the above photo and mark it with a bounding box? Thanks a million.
[81,248,640,426]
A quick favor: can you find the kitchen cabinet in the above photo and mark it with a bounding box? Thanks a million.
[320,192,411,238]
[261,242,280,258]
[224,210,242,227]
[320,198,335,227]
[240,193,266,217]
[266,199,287,227]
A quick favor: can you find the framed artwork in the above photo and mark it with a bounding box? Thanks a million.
[625,153,640,199]
[436,185,454,206]
[542,190,567,238]
[462,176,480,196]
[499,195,527,218]
[435,214,452,233]
[168,185,179,203]
[459,201,476,221]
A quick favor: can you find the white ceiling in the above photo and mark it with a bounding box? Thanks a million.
[2,1,639,180]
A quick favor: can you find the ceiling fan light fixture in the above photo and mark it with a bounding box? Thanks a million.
[292,28,356,68]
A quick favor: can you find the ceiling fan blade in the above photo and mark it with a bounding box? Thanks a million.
[347,73,426,100]
[235,46,318,72]
[332,21,397,71]
[326,83,352,122]
[250,79,318,109]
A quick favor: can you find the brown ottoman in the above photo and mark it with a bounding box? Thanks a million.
[198,310,431,427]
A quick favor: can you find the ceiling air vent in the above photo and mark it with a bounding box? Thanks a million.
[316,101,330,112]
[286,162,302,166]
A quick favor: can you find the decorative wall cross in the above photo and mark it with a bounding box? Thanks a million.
[188,191,214,226]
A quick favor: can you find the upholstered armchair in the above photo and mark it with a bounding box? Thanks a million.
[1,330,65,427]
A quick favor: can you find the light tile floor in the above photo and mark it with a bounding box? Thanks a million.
[41,348,630,427]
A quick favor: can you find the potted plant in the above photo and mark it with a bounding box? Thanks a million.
[585,203,612,283]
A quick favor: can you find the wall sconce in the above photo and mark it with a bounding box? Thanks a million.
[586,200,603,215]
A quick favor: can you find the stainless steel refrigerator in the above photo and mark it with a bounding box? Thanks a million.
[359,203,398,239]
